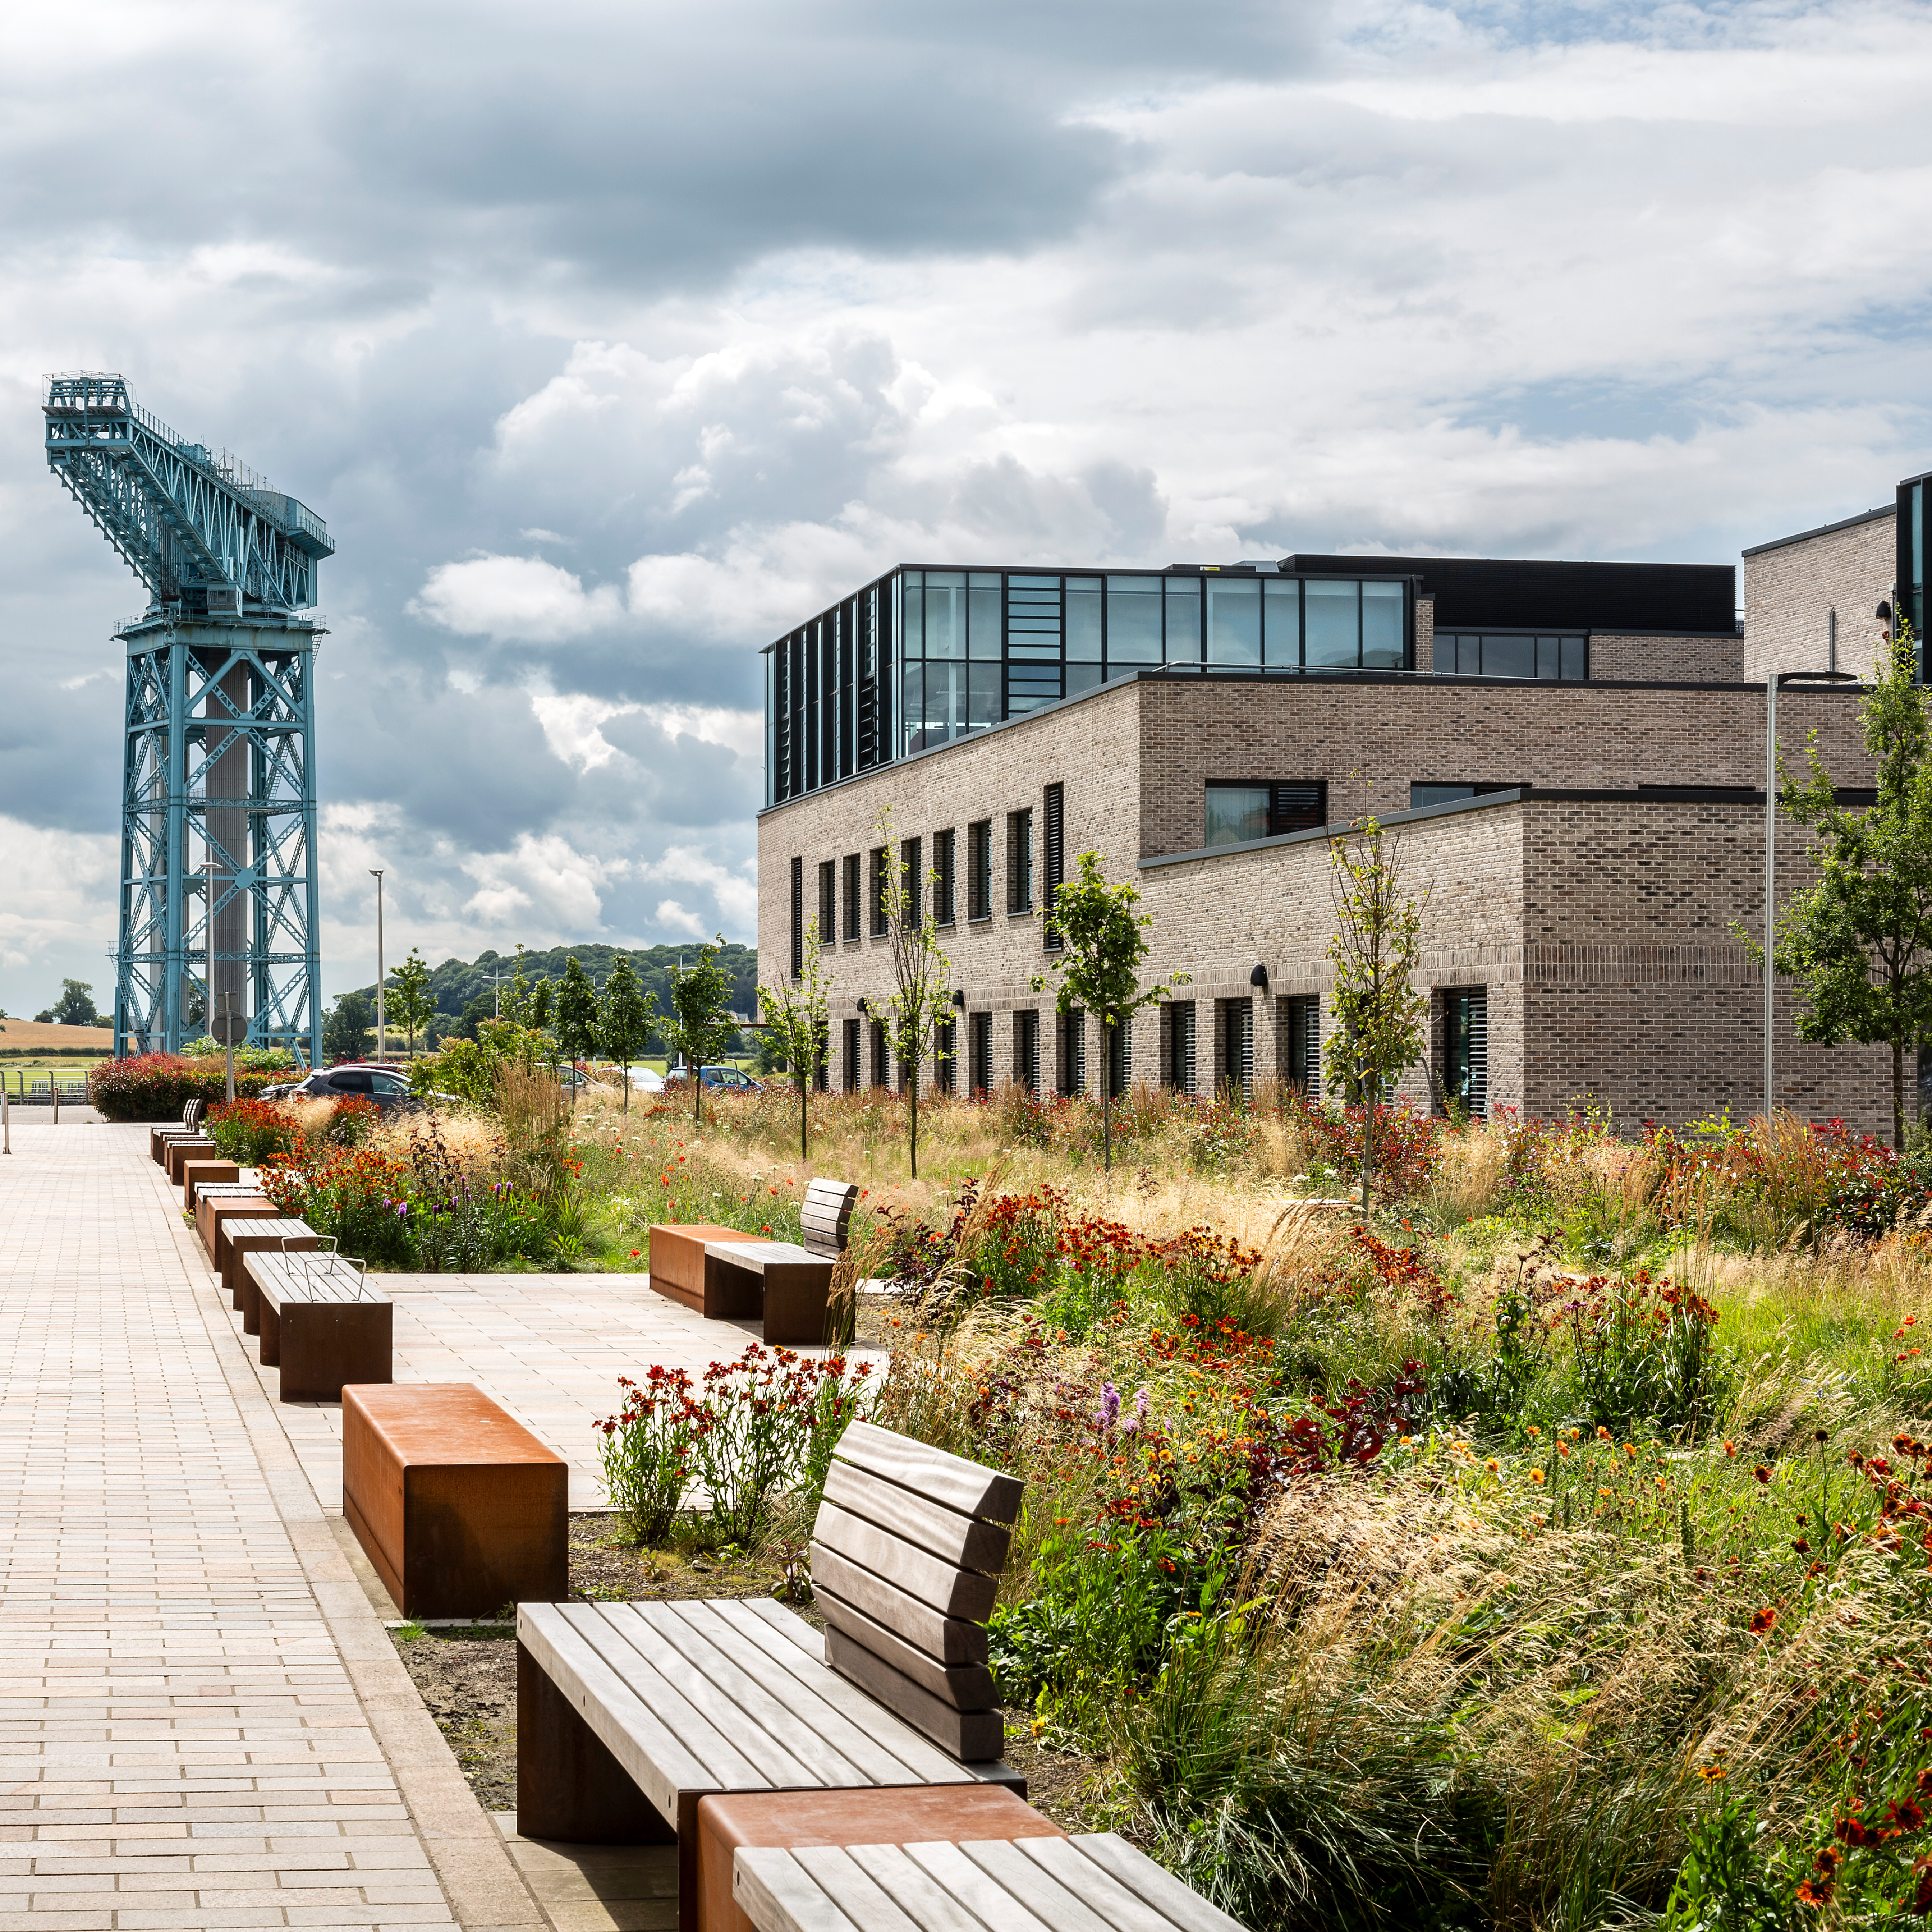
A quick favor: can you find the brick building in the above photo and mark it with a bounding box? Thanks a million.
[755,543,1902,1134]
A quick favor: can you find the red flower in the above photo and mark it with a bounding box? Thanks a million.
[1749,1605,1778,1635]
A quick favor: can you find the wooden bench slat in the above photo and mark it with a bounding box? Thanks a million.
[1058,1834,1251,1932]
[812,1504,998,1623]
[734,1847,899,1932]
[822,1461,1012,1575]
[517,1604,704,1818]
[814,1589,995,1711]
[562,1604,772,1792]
[833,1421,1023,1526]
[691,1600,968,1788]
[1014,1839,1197,1932]
[823,1630,1002,1762]
[666,1600,953,1789]
[900,1842,1058,1932]
[958,1840,1128,1932]
[841,1844,1008,1932]
[736,1592,828,1661]
[804,1546,989,1666]
[789,1847,928,1932]
[615,1602,866,1791]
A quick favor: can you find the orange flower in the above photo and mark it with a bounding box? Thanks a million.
[1749,1605,1778,1635]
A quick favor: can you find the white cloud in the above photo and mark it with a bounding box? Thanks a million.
[410,554,626,643]
[0,817,117,984]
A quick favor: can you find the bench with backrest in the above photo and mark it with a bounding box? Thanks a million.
[516,1419,1023,1932]
[149,1098,205,1164]
[225,1218,321,1319]
[733,1830,1253,1932]
[646,1179,859,1344]
[241,1247,393,1401]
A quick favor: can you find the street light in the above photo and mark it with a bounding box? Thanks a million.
[1765,667,1859,1120]
[369,869,386,1061]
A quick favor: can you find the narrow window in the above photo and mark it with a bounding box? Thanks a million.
[789,857,803,979]
[869,846,888,936]
[933,829,956,927]
[1166,1000,1196,1093]
[970,1011,992,1095]
[935,1019,955,1094]
[1007,808,1034,913]
[817,860,835,948]
[968,820,992,920]
[1217,998,1253,1098]
[1043,783,1065,949]
[842,853,861,941]
[1285,995,1321,1096]
[900,837,922,927]
[871,1017,889,1088]
[813,1020,829,1093]
[1108,1017,1131,1098]
[1445,988,1489,1116]
[843,1016,860,1092]
[1059,1007,1086,1095]
[1017,1009,1040,1093]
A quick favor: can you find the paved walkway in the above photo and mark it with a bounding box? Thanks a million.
[0,1121,769,1931]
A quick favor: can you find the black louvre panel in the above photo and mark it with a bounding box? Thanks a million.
[1269,782,1327,835]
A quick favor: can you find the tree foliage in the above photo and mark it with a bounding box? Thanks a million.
[50,978,100,1027]
[877,809,952,1179]
[759,918,832,1160]
[1325,814,1429,1211]
[1774,624,1932,1147]
[389,948,435,1056]
[554,956,602,1080]
[322,990,372,1064]
[598,956,658,1112]
[663,934,738,1123]
[1033,849,1185,1169]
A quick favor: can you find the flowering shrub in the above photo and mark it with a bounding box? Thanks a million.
[261,1145,413,1263]
[597,1367,697,1543]
[205,1097,302,1166]
[88,1053,281,1121]
[1556,1269,1727,1431]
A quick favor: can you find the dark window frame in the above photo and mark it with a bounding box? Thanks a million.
[1204,779,1328,847]
[1042,783,1065,949]
[842,853,861,942]
[967,820,992,921]
[789,856,803,980]
[933,828,956,927]
[869,846,889,937]
[1006,808,1034,914]
[817,859,836,950]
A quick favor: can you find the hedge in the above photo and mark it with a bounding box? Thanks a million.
[88,1054,283,1121]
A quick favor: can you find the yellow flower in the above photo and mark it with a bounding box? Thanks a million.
[1598,1487,1612,1500]
[1529,1469,1546,1485]
[1697,1764,1727,1784]
[1485,1457,1500,1473]
[1527,1424,1542,1438]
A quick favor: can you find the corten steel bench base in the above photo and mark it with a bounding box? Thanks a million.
[516,1598,1020,1932]
[244,1252,394,1401]
[344,1383,568,1618]
[151,1125,203,1163]
[698,1786,1060,1932]
[226,1219,320,1319]
[164,1138,218,1184]
[733,1831,1252,1932]
[198,1194,280,1266]
[182,1159,242,1209]
[646,1224,776,1319]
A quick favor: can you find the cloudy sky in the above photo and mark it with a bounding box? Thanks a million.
[4,0,1931,1018]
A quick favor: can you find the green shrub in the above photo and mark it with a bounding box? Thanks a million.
[88,1054,279,1121]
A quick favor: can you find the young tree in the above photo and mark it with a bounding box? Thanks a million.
[758,918,833,1160]
[1324,813,1429,1215]
[322,990,372,1064]
[51,979,99,1027]
[389,948,435,1058]
[876,810,953,1179]
[500,944,539,1028]
[598,956,658,1112]
[553,956,602,1101]
[1773,623,1932,1147]
[663,935,738,1123]
[1032,849,1186,1171]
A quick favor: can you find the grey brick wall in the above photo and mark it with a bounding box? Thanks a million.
[1589,633,1744,682]
[1744,509,1896,684]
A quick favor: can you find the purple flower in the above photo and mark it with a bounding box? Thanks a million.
[1100,1381,1120,1432]
[1122,1386,1149,1435]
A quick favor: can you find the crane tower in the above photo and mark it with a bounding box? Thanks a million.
[43,373,331,1062]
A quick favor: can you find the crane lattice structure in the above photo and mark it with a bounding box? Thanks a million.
[43,373,332,1062]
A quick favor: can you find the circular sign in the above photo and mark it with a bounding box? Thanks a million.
[209,1012,249,1045]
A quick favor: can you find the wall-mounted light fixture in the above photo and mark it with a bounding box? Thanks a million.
[1249,963,1269,992]
[951,989,966,1009]
[855,997,868,1014]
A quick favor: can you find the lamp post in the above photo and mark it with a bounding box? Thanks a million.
[202,855,217,1046]
[1765,667,1858,1120]
[369,869,386,1062]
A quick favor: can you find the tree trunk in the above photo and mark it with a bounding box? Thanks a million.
[1895,1036,1906,1151]
[800,1077,809,1162]
[909,1075,919,1179]
[1102,1024,1113,1174]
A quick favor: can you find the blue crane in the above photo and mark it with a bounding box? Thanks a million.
[44,373,332,1063]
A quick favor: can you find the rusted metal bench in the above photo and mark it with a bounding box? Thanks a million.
[241,1248,393,1401]
[646,1179,860,1344]
[163,1135,218,1184]
[181,1158,242,1208]
[734,1831,1251,1932]
[516,1421,1022,1932]
[196,1189,280,1264]
[343,1383,568,1618]
[149,1098,205,1164]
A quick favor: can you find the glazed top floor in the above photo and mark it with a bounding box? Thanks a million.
[761,555,1739,809]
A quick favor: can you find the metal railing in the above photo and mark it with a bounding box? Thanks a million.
[0,1069,90,1105]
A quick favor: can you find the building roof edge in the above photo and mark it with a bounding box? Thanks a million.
[1741,505,1894,559]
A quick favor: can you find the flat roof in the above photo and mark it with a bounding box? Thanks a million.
[1740,504,1893,559]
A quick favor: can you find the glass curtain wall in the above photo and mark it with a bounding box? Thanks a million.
[767,567,1415,802]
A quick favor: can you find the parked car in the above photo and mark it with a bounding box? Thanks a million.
[663,1062,763,1095]
[617,1065,666,1095]
[261,1063,423,1112]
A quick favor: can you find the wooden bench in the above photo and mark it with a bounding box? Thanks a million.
[734,1831,1251,1932]
[242,1248,394,1401]
[648,1180,860,1345]
[150,1099,205,1163]
[225,1218,321,1319]
[343,1383,568,1618]
[516,1421,1023,1932]
[196,1190,280,1263]
[163,1136,218,1183]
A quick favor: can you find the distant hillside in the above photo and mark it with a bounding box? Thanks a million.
[345,941,761,1047]
[0,1019,116,1052]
